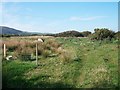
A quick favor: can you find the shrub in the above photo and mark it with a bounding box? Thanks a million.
[3,38,64,60]
[46,39,61,49]
[42,50,51,58]
[37,46,44,55]
[81,31,92,37]
[19,53,31,61]
[56,47,64,54]
[90,28,115,41]
[59,50,73,63]
[114,31,120,40]
[14,46,33,61]
[28,42,36,48]
[3,40,19,52]
[7,45,18,52]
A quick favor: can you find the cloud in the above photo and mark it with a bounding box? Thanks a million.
[70,16,107,21]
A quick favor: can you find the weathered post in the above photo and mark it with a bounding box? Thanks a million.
[3,44,6,58]
[36,43,38,66]
[35,38,44,66]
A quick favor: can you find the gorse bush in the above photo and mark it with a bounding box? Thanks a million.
[90,28,115,41]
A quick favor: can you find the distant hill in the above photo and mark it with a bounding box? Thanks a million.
[0,26,52,36]
[0,26,88,37]
[54,30,84,37]
[0,26,25,35]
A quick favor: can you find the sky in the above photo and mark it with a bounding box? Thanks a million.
[1,2,118,33]
[1,0,120,2]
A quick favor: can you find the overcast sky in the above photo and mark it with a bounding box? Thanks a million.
[1,2,118,33]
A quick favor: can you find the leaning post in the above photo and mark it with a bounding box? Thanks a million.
[36,42,38,66]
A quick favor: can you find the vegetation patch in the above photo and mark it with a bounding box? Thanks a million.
[2,34,118,88]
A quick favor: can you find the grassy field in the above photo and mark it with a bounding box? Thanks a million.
[2,36,118,88]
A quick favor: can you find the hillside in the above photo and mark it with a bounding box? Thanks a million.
[0,26,85,37]
[0,26,54,36]
[1,26,23,35]
[0,26,31,35]
[54,30,84,37]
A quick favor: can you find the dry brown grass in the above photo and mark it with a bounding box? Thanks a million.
[59,50,73,63]
[2,38,69,61]
[46,39,62,48]
[2,38,63,58]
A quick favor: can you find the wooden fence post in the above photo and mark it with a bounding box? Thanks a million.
[3,44,6,58]
[36,43,38,66]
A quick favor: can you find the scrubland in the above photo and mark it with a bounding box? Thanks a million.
[2,36,118,88]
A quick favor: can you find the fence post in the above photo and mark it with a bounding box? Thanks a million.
[3,44,6,58]
[36,43,38,66]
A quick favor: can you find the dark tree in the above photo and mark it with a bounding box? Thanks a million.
[90,28,115,41]
[81,31,92,37]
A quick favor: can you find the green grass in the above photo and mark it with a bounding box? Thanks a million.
[2,37,118,88]
[2,60,36,88]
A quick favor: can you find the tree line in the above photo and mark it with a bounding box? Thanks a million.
[52,28,119,41]
[1,28,119,41]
